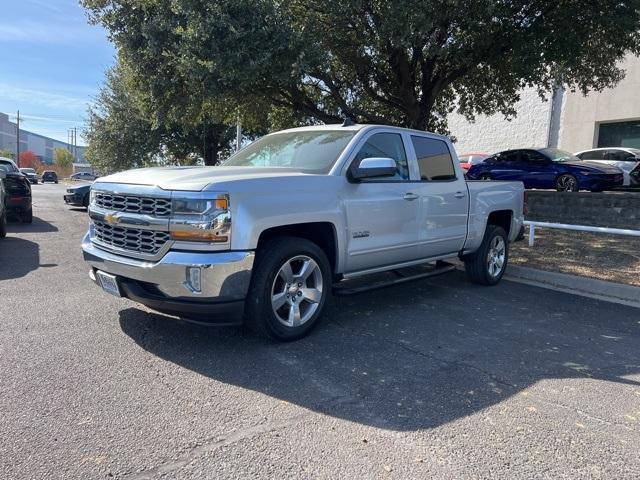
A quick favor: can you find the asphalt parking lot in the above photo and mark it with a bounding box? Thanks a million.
[1,184,639,479]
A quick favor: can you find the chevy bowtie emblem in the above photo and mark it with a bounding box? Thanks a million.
[104,213,120,224]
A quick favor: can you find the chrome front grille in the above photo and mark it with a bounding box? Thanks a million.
[93,220,170,255]
[94,193,171,216]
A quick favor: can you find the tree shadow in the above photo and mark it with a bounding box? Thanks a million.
[7,215,59,233]
[118,272,640,431]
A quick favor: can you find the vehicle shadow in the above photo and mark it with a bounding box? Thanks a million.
[118,273,640,431]
[7,216,58,233]
[0,237,43,280]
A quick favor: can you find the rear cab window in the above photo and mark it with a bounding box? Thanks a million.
[410,136,457,181]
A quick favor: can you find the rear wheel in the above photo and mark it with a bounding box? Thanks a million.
[0,209,6,238]
[556,174,578,192]
[21,208,33,224]
[245,237,331,341]
[464,225,508,286]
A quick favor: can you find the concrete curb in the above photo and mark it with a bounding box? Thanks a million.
[504,265,640,308]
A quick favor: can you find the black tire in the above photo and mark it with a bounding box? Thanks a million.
[555,173,578,192]
[479,173,491,181]
[21,208,33,224]
[0,210,6,238]
[464,225,508,286]
[245,236,331,341]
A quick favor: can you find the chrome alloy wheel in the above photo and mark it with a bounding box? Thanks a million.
[486,236,506,278]
[271,255,323,328]
[557,174,577,192]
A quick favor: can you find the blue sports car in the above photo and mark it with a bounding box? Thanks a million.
[467,148,624,192]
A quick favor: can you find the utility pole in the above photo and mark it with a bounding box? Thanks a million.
[16,110,20,167]
[73,127,77,162]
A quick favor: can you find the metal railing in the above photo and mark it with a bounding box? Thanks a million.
[524,220,640,246]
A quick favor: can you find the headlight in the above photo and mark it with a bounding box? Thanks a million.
[169,193,230,243]
[90,189,97,205]
[67,189,75,193]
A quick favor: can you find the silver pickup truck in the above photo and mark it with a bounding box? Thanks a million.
[82,124,524,340]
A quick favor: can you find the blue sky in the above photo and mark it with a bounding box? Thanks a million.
[0,0,115,145]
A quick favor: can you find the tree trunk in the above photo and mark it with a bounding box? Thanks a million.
[203,139,219,166]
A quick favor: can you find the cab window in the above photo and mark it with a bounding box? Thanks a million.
[352,133,409,181]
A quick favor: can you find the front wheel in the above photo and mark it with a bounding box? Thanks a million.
[464,225,508,286]
[245,237,331,341]
[556,174,578,192]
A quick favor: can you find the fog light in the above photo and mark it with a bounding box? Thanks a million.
[185,267,202,293]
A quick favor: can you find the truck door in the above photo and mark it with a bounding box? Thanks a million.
[408,135,468,258]
[343,131,420,273]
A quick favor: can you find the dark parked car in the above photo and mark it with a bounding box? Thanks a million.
[467,148,624,192]
[3,167,33,223]
[19,168,38,184]
[0,166,7,238]
[41,170,58,183]
[64,183,91,208]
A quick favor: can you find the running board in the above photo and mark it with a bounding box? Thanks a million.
[332,262,456,296]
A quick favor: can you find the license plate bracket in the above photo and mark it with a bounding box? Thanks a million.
[96,270,122,297]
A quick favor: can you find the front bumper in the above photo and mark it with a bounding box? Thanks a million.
[82,232,254,324]
[581,174,624,191]
[64,194,84,206]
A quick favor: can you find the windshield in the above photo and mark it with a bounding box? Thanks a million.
[20,168,35,174]
[223,130,356,173]
[539,148,580,163]
[0,160,19,173]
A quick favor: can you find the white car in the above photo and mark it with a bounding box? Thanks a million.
[71,172,98,181]
[574,147,640,187]
[82,123,525,341]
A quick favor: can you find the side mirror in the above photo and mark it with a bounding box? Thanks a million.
[350,157,397,181]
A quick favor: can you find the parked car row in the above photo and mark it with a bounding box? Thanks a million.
[458,147,639,192]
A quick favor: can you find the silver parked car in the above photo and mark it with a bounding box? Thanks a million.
[574,147,640,187]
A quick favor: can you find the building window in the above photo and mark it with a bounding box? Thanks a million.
[597,120,640,149]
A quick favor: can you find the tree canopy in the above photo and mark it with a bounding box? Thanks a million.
[84,0,640,135]
[53,148,74,168]
[19,150,40,169]
[0,149,15,160]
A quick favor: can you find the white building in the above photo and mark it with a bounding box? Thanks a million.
[0,112,87,165]
[448,54,640,155]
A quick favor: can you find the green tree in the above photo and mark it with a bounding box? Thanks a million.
[0,149,15,159]
[85,61,244,170]
[53,148,74,168]
[85,63,164,173]
[84,0,640,134]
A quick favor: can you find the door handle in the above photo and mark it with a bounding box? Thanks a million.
[403,192,419,201]
[454,191,466,199]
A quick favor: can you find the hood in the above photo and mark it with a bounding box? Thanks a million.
[565,161,622,174]
[95,166,315,191]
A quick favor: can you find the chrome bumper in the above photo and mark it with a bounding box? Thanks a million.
[81,231,254,302]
